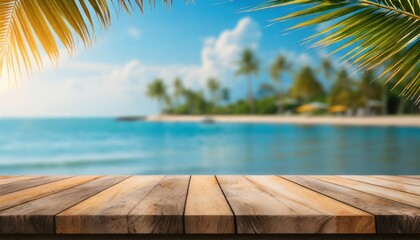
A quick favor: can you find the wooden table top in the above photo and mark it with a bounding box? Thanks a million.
[0,175,419,234]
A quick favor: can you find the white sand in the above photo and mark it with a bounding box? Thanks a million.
[144,115,420,127]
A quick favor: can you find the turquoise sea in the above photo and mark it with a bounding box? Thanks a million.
[0,118,419,175]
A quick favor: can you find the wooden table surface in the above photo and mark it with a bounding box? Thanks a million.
[0,175,419,235]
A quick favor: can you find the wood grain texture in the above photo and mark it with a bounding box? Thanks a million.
[184,176,235,234]
[284,176,420,233]
[246,176,375,233]
[340,176,420,195]
[56,176,163,234]
[314,176,420,208]
[0,176,128,234]
[402,176,420,180]
[0,176,70,195]
[374,176,420,186]
[0,176,42,186]
[0,176,18,179]
[0,175,419,235]
[128,176,190,234]
[0,176,100,211]
[4,234,420,240]
[217,175,362,234]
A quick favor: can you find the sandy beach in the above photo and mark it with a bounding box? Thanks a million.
[143,115,420,127]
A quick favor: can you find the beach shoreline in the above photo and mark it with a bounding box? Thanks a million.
[135,115,420,127]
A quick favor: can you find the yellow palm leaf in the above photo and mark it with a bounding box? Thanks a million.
[0,0,175,81]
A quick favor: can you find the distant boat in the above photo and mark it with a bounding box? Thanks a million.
[202,116,215,124]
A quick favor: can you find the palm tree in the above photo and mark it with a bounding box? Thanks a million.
[173,77,184,107]
[320,57,334,81]
[207,78,220,105]
[236,48,259,113]
[146,78,169,114]
[257,0,420,103]
[182,89,208,115]
[358,70,381,110]
[291,66,324,102]
[329,68,355,107]
[270,54,289,113]
[382,53,419,112]
[0,0,180,80]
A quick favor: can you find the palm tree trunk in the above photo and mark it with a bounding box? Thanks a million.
[211,92,217,114]
[247,75,255,114]
[158,100,163,115]
[175,96,179,109]
[277,78,283,114]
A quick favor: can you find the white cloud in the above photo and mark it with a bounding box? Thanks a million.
[127,27,141,39]
[0,17,261,117]
[201,17,261,82]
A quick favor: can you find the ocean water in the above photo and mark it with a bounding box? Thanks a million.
[0,118,419,175]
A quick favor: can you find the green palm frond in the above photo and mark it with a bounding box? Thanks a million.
[257,0,420,104]
[236,48,259,76]
[0,0,177,81]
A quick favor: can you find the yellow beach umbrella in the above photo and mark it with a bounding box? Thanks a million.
[329,105,348,113]
[296,104,317,113]
[297,102,328,113]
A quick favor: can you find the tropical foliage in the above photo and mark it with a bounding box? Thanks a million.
[173,77,184,107]
[146,51,418,116]
[270,54,290,113]
[329,68,355,106]
[320,57,334,80]
[207,78,220,104]
[146,78,169,111]
[3,0,419,108]
[291,66,324,101]
[256,0,420,103]
[258,82,276,98]
[236,48,259,113]
[0,0,175,80]
[358,70,382,109]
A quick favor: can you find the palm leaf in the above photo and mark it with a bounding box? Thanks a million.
[0,0,177,81]
[256,0,420,103]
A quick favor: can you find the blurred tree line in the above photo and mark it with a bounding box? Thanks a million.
[146,48,419,116]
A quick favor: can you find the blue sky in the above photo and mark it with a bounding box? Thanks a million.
[0,0,334,117]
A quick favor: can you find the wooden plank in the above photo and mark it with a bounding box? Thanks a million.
[3,234,419,240]
[184,176,235,234]
[246,176,375,233]
[314,176,420,208]
[0,176,128,234]
[218,175,303,234]
[0,176,18,179]
[0,176,71,195]
[402,176,420,180]
[341,176,420,195]
[0,176,42,186]
[56,176,164,234]
[128,176,190,234]
[219,175,359,234]
[0,176,100,211]
[284,176,420,233]
[374,176,420,186]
